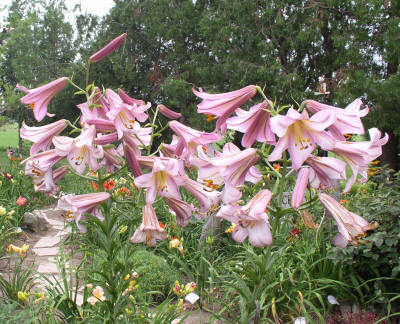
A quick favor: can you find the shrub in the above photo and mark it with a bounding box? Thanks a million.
[129,248,183,301]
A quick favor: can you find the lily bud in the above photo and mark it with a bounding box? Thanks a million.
[89,33,127,63]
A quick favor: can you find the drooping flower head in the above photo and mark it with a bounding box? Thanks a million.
[305,155,346,190]
[193,85,257,133]
[53,125,103,174]
[169,120,221,162]
[20,119,68,155]
[158,104,182,119]
[291,167,310,210]
[22,149,64,179]
[57,192,110,233]
[226,100,276,147]
[217,190,273,247]
[164,197,195,227]
[332,128,388,192]
[134,157,184,204]
[268,108,336,170]
[304,99,369,140]
[17,77,68,122]
[130,204,167,246]
[319,193,378,248]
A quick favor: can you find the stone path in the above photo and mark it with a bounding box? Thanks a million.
[18,207,85,306]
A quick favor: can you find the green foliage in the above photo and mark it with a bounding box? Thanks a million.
[0,301,35,324]
[330,169,400,308]
[129,248,183,301]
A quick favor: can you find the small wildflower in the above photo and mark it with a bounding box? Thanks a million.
[103,179,116,191]
[86,284,93,289]
[0,206,6,216]
[91,181,99,190]
[340,199,348,205]
[17,291,29,303]
[169,237,184,256]
[225,223,236,234]
[369,172,375,176]
[177,298,184,309]
[124,274,130,281]
[371,160,380,165]
[131,271,139,278]
[273,163,281,173]
[16,196,27,206]
[173,281,181,295]
[119,225,128,234]
[184,282,196,294]
[290,228,301,236]
[119,177,127,184]
[125,308,133,315]
[4,172,13,179]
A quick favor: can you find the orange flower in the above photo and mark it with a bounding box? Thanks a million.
[103,179,116,191]
[371,160,380,165]
[273,163,281,173]
[91,181,99,190]
[340,199,348,205]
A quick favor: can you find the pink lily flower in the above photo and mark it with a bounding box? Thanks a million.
[53,125,103,174]
[190,146,224,187]
[160,135,180,158]
[319,193,378,248]
[130,204,167,246]
[18,77,68,122]
[268,108,336,170]
[58,192,110,233]
[22,149,64,177]
[158,104,182,119]
[291,167,310,210]
[34,165,68,196]
[305,155,346,189]
[209,143,261,204]
[105,89,141,139]
[77,87,110,125]
[85,118,116,133]
[193,85,257,133]
[181,176,221,215]
[20,119,68,155]
[332,128,388,192]
[169,121,221,162]
[103,146,123,173]
[89,33,127,63]
[134,157,184,204]
[217,189,273,247]
[226,100,276,147]
[117,88,151,123]
[123,134,143,177]
[164,197,195,227]
[304,99,369,140]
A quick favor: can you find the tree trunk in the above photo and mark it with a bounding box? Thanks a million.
[380,128,399,170]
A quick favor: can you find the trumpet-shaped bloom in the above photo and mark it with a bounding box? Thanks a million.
[89,33,127,62]
[164,197,195,227]
[332,128,388,192]
[103,146,123,173]
[77,87,110,125]
[53,125,103,174]
[304,99,368,140]
[319,193,378,248]
[193,85,257,133]
[181,177,221,215]
[209,143,261,204]
[170,121,221,162]
[22,149,64,178]
[160,135,179,158]
[134,157,184,204]
[158,104,182,119]
[105,89,141,139]
[18,77,68,122]
[95,132,118,146]
[226,100,276,147]
[58,192,110,233]
[305,155,346,189]
[118,88,150,123]
[268,108,336,170]
[21,119,68,155]
[33,165,68,196]
[217,190,273,247]
[291,167,310,210]
[130,204,167,246]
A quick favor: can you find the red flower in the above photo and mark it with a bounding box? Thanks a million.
[103,179,116,191]
[16,196,27,206]
[290,228,301,236]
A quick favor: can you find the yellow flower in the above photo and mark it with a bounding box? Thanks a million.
[225,223,236,234]
[0,206,6,216]
[119,225,128,234]
[7,210,15,219]
[119,177,127,184]
[177,298,183,309]
[124,274,131,281]
[184,282,196,294]
[125,308,133,315]
[18,291,29,302]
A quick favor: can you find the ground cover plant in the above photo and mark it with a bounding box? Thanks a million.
[0,32,398,324]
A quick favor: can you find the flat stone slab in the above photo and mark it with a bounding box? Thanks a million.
[46,218,65,227]
[56,228,71,237]
[33,247,60,256]
[34,236,61,248]
[37,261,59,274]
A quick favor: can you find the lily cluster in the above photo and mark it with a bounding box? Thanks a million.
[17,33,387,249]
